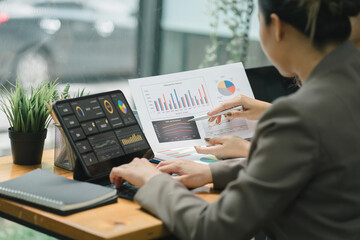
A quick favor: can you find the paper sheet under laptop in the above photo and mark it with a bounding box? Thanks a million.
[129,62,256,154]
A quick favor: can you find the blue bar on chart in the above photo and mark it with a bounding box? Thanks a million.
[158,98,163,111]
[154,84,209,112]
[202,84,208,103]
[170,94,177,109]
[185,94,190,107]
[188,90,195,106]
[174,90,181,108]
[154,101,159,111]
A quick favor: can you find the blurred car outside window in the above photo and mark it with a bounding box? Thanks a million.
[0,0,139,156]
[0,0,138,89]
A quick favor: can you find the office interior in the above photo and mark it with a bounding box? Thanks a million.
[0,0,275,239]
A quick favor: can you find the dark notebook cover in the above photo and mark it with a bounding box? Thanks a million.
[0,169,117,215]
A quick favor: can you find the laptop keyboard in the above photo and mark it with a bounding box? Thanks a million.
[107,181,138,201]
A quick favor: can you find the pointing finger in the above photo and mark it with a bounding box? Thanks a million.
[195,145,222,155]
[204,137,224,145]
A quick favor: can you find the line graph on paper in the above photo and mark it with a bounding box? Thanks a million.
[152,116,201,143]
[141,77,212,119]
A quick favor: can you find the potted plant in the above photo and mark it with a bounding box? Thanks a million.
[0,81,57,165]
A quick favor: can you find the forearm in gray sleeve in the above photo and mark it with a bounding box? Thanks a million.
[210,159,247,189]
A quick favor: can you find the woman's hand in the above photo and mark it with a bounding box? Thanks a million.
[195,135,251,159]
[157,159,212,188]
[110,158,161,188]
[208,94,271,124]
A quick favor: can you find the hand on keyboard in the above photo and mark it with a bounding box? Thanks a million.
[116,181,139,201]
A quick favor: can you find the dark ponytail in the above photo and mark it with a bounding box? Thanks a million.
[340,0,360,17]
[259,0,360,49]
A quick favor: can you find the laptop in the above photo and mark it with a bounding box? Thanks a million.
[53,90,154,200]
[245,65,299,102]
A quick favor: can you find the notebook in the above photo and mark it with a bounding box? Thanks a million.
[0,169,117,215]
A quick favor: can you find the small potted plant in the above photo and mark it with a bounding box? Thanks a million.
[0,81,57,165]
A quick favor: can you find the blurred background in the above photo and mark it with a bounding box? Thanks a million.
[0,0,270,157]
[0,0,269,237]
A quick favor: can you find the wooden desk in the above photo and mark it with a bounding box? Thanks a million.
[0,150,220,240]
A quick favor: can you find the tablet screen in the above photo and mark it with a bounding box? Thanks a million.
[53,90,153,178]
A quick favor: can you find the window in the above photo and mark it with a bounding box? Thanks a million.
[160,0,270,74]
[0,0,139,156]
[0,0,268,155]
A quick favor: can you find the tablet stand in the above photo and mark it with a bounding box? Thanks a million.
[73,158,88,181]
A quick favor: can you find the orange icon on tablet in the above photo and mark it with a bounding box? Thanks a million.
[104,100,113,114]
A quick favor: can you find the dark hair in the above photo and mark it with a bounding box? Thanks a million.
[258,0,360,48]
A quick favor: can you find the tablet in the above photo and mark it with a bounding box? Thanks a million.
[53,90,154,178]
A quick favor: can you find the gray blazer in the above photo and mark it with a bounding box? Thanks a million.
[135,41,360,240]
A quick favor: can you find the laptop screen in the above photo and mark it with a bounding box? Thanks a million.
[245,65,299,102]
[53,90,154,179]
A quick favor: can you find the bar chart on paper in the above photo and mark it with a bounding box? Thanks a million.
[141,77,211,119]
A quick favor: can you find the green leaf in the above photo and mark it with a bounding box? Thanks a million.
[61,83,70,99]
[0,79,58,133]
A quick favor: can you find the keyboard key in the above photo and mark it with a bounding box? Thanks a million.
[116,181,138,201]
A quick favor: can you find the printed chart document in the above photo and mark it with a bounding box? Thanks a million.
[129,63,256,160]
[153,146,242,164]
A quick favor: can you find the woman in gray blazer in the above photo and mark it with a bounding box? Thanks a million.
[111,1,360,239]
[350,13,360,49]
[195,11,360,160]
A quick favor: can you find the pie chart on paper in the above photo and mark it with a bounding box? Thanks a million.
[217,80,236,96]
[200,156,220,164]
